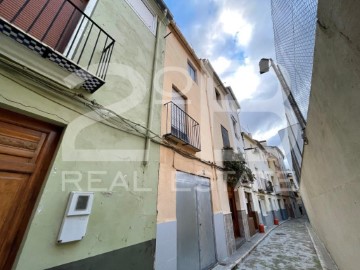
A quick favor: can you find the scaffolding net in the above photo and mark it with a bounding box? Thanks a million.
[271,0,318,119]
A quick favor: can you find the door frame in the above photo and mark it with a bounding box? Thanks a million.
[0,108,62,269]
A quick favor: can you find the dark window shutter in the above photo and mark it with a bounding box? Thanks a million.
[221,125,230,148]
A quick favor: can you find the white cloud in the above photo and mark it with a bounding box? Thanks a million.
[218,9,253,47]
[253,125,283,142]
[212,56,232,75]
[224,59,260,101]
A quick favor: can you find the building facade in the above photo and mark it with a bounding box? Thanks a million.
[241,133,299,231]
[202,60,247,256]
[155,23,255,269]
[0,0,171,269]
[155,21,218,270]
[300,1,360,269]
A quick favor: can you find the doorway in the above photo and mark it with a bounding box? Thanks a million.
[0,108,62,269]
[176,171,216,270]
[269,198,276,221]
[278,199,284,220]
[245,192,258,236]
[227,185,240,238]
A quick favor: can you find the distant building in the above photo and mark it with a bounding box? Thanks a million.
[241,133,297,231]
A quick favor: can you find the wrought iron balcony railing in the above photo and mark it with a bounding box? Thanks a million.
[0,0,115,93]
[164,102,201,152]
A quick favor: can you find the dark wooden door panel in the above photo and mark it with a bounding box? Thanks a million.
[0,172,28,231]
[0,108,62,269]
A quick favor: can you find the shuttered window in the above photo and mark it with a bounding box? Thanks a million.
[221,125,230,148]
[125,0,157,34]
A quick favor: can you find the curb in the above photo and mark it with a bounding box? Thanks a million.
[305,222,338,270]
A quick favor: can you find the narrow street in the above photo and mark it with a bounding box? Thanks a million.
[237,219,322,270]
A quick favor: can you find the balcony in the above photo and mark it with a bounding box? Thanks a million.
[164,102,201,152]
[257,178,266,193]
[274,184,282,195]
[0,0,115,93]
[266,181,274,193]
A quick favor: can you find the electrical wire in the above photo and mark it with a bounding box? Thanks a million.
[0,59,224,170]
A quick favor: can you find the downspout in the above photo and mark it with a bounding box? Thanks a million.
[143,18,161,166]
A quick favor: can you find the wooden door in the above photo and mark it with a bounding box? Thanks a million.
[245,192,258,230]
[227,185,240,238]
[0,0,88,52]
[0,108,62,269]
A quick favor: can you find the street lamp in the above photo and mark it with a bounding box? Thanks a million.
[259,58,308,144]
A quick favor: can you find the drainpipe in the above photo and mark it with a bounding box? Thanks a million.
[143,18,161,166]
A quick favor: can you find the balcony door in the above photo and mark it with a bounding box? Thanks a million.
[0,108,61,269]
[0,0,89,53]
[171,89,188,142]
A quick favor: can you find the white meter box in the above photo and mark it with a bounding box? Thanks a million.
[57,192,94,243]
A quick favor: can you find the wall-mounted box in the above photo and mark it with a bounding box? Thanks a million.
[57,192,94,243]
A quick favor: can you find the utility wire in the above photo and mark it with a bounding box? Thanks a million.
[0,60,224,170]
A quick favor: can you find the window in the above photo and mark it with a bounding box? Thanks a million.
[125,0,157,34]
[231,115,239,139]
[171,88,186,135]
[215,88,221,106]
[188,61,197,82]
[221,125,230,148]
[229,100,237,112]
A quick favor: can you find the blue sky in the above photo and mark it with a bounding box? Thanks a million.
[164,0,287,147]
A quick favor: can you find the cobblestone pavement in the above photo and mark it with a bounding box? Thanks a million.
[236,218,322,270]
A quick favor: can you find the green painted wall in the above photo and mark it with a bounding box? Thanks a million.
[0,0,168,269]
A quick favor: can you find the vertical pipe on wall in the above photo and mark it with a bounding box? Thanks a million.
[143,18,161,166]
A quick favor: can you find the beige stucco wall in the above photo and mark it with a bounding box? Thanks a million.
[157,24,220,223]
[202,66,238,215]
[300,1,360,269]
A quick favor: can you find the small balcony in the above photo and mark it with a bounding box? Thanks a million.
[0,0,115,93]
[274,184,282,195]
[257,178,266,193]
[266,181,274,193]
[164,102,201,152]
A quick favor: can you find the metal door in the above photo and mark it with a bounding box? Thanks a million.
[176,172,216,270]
[176,176,200,270]
[196,180,216,269]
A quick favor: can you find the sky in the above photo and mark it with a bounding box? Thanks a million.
[164,0,287,147]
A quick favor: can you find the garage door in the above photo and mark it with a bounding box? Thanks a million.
[176,171,217,270]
